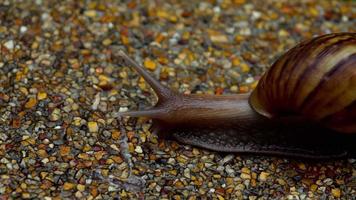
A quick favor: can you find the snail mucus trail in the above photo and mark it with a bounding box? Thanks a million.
[117,33,356,159]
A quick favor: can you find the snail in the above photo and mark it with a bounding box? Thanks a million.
[117,32,356,159]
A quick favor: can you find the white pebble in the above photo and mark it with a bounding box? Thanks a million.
[252,11,262,20]
[167,158,176,165]
[91,93,101,110]
[4,40,14,50]
[110,144,120,151]
[135,146,143,154]
[41,158,49,164]
[245,77,255,84]
[119,107,128,112]
[183,168,191,178]
[20,26,28,33]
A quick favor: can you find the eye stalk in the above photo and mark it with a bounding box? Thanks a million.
[116,51,255,127]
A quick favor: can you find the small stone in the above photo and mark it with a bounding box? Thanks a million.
[40,172,48,179]
[213,174,221,179]
[84,10,97,17]
[331,188,341,198]
[298,163,306,170]
[31,41,39,49]
[241,167,250,174]
[37,92,47,100]
[60,146,71,156]
[88,121,99,133]
[37,149,48,158]
[209,31,228,43]
[63,182,75,190]
[77,184,85,192]
[108,185,118,192]
[230,85,238,92]
[41,158,49,164]
[174,180,184,188]
[144,58,157,71]
[25,98,37,109]
[240,63,250,73]
[20,26,28,33]
[240,173,251,180]
[102,38,112,46]
[94,151,105,160]
[232,57,241,66]
[4,40,14,50]
[258,172,270,182]
[192,148,200,155]
[111,130,120,140]
[50,108,61,121]
[277,178,286,186]
[310,184,318,192]
[278,29,289,37]
[167,158,176,165]
[110,144,120,151]
[177,155,188,164]
[78,153,89,160]
[21,183,27,189]
[323,178,333,185]
[22,193,30,199]
[135,146,143,153]
[184,168,191,178]
[239,86,249,93]
[73,117,83,126]
[75,191,83,198]
[20,87,28,95]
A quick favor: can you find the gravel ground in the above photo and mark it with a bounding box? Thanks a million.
[0,0,355,199]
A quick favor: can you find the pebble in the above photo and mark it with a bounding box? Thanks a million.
[0,1,354,199]
[37,92,47,100]
[60,146,71,156]
[240,173,251,180]
[258,172,270,182]
[4,40,14,49]
[77,184,85,192]
[88,121,99,133]
[25,98,37,109]
[209,31,229,43]
[135,145,143,153]
[102,38,112,46]
[167,158,176,165]
[184,168,191,178]
[63,182,75,190]
[50,108,61,121]
[144,58,157,71]
[331,188,341,198]
[20,26,27,33]
[84,10,97,17]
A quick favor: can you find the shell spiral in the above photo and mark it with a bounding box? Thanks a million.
[250,32,356,133]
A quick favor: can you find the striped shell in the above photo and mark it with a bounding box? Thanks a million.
[250,32,356,133]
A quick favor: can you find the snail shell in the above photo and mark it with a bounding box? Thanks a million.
[250,33,356,133]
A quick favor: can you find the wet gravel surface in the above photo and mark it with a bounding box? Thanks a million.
[0,0,355,199]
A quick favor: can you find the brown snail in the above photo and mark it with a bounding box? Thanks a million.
[117,32,356,159]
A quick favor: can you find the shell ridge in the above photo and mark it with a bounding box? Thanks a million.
[300,52,356,117]
[291,37,356,110]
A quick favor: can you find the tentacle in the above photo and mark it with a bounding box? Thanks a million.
[117,50,178,119]
[118,108,167,118]
[117,50,174,101]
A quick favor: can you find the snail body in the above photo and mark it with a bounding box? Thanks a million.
[118,32,356,159]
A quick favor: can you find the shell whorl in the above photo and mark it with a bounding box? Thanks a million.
[250,32,356,133]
